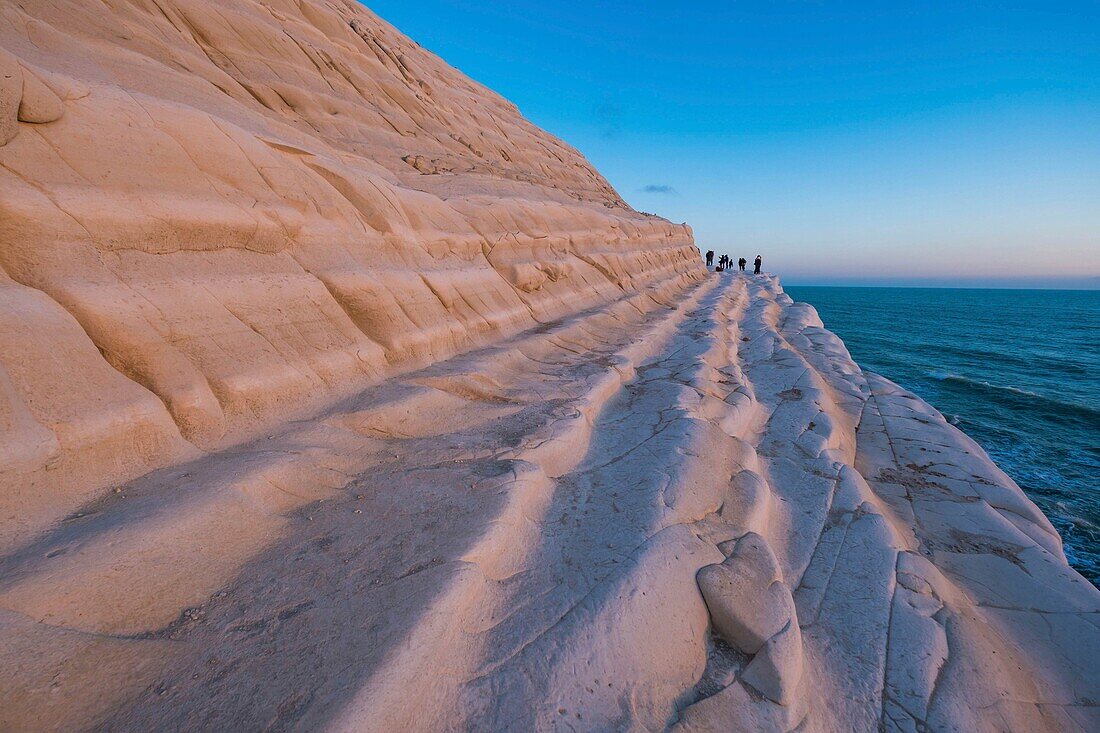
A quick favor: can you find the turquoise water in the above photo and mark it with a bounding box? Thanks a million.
[786,286,1100,585]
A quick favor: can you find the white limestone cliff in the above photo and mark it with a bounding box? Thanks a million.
[0,0,700,551]
[0,2,1096,731]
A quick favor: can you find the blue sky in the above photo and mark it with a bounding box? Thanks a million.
[369,1,1100,287]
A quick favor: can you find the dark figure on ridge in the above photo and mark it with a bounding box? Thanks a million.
[705,250,714,268]
[738,257,746,271]
[754,255,762,274]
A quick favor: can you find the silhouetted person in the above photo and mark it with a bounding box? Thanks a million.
[753,255,762,274]
[738,257,746,271]
[706,250,714,268]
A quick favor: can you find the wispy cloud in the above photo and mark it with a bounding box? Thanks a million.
[641,184,677,194]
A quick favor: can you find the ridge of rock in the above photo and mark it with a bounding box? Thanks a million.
[2,274,1096,732]
[1,3,1097,732]
[0,0,700,546]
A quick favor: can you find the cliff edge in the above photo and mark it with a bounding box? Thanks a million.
[1,2,1097,732]
[2,272,1096,731]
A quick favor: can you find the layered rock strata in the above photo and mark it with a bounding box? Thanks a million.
[1,2,1097,731]
[2,275,1096,731]
[0,0,699,551]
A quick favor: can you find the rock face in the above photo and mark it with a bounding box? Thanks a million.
[1,3,1098,732]
[0,0,700,549]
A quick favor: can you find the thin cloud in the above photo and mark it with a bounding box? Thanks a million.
[641,184,677,194]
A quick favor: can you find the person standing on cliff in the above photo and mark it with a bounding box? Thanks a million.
[706,250,714,268]
[754,255,762,274]
[738,257,746,271]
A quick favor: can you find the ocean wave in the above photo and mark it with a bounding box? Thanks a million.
[931,341,1089,374]
[925,371,1100,420]
[927,371,1043,396]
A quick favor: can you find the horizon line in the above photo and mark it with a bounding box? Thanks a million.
[780,279,1100,291]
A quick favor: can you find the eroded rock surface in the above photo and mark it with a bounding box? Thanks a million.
[2,270,1096,732]
[0,0,699,550]
[1,2,1097,731]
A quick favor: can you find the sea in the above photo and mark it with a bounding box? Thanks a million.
[785,286,1100,587]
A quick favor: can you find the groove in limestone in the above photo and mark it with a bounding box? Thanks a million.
[0,269,712,731]
[1,273,1097,732]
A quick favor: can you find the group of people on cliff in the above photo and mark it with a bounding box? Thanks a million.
[706,251,761,274]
